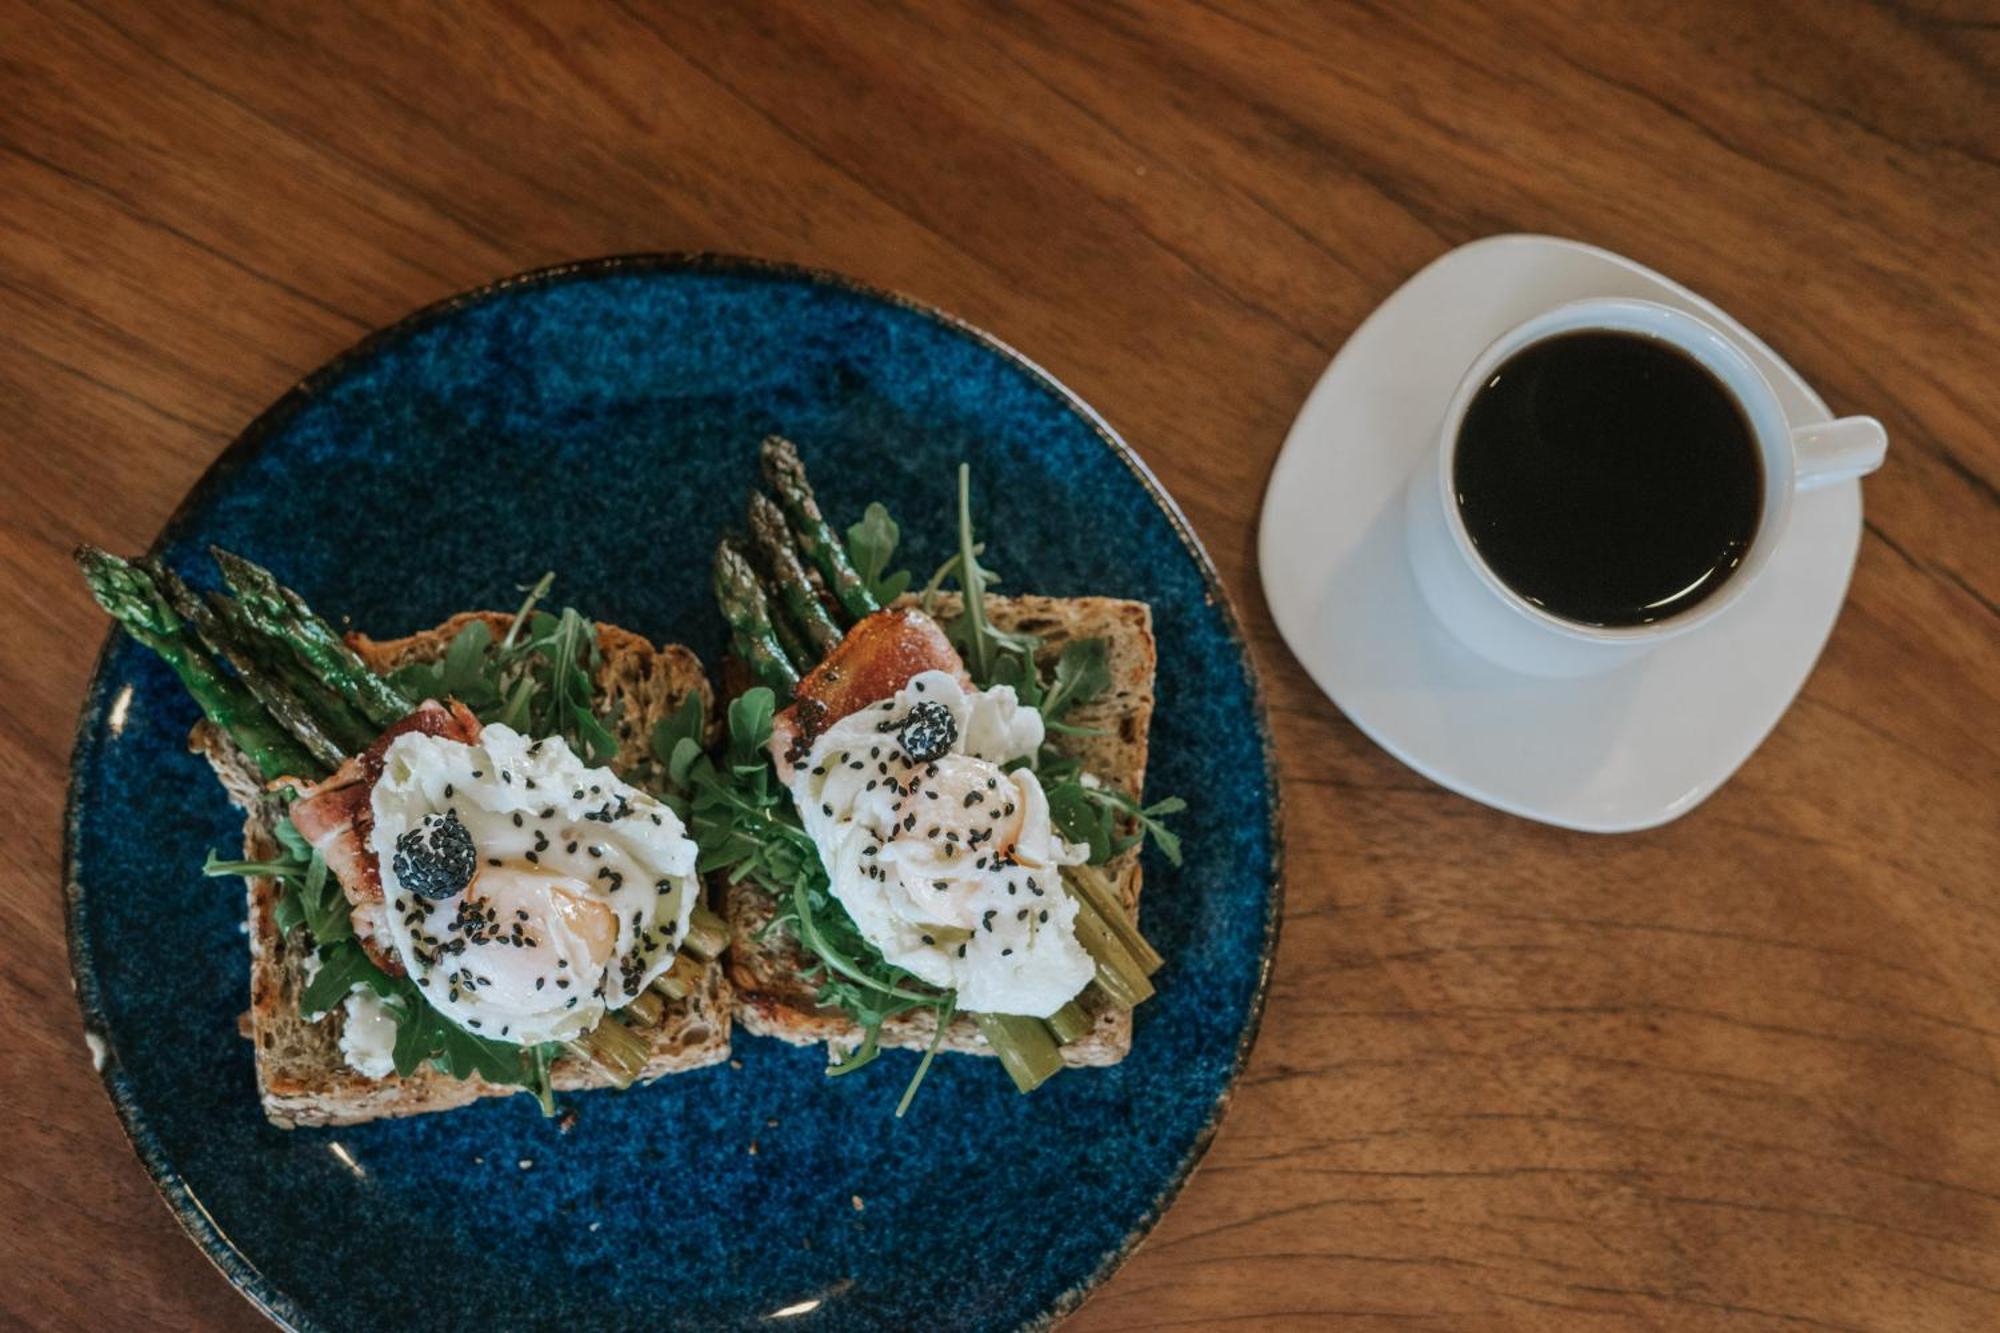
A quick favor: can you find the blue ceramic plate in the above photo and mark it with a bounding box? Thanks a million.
[65,256,1281,1332]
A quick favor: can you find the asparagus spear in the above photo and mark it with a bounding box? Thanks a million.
[767,594,815,676]
[748,491,844,655]
[759,435,877,623]
[211,548,413,728]
[209,593,379,754]
[76,547,317,780]
[714,538,801,697]
[137,557,349,770]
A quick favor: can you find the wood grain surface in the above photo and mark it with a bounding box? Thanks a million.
[3,3,1996,1329]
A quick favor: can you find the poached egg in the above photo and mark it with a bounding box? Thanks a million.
[786,670,1093,1017]
[366,724,699,1046]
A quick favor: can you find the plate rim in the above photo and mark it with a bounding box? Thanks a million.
[62,252,1287,1333]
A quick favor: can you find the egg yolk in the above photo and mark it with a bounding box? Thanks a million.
[890,753,1026,860]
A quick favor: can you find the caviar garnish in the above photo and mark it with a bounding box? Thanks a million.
[897,699,957,763]
[393,809,478,901]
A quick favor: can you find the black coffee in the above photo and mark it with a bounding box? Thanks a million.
[1453,331,1763,628]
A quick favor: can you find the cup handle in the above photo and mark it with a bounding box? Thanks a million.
[1792,416,1887,492]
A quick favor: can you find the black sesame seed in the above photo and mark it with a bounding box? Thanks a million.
[1038,910,1049,923]
[566,841,578,855]
[444,783,454,798]
[524,777,537,790]
[1001,947,1013,956]
[525,850,539,864]
[512,812,524,827]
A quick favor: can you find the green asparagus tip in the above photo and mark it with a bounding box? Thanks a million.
[759,434,808,494]
[77,546,177,638]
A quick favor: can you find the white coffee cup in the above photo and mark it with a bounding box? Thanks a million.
[1404,297,1887,678]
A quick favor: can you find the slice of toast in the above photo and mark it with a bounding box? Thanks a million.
[193,611,731,1129]
[725,594,1157,1067]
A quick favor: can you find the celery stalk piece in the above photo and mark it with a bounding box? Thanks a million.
[682,903,730,963]
[569,1017,649,1087]
[1070,895,1156,1011]
[973,1012,1064,1093]
[1062,864,1163,976]
[623,988,666,1027]
[1045,999,1094,1045]
[655,952,703,1001]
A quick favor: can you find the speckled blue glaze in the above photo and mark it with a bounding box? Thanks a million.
[65,256,1281,1333]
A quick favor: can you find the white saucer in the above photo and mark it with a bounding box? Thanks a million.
[1258,234,1863,833]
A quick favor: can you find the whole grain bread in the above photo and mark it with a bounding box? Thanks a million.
[725,594,1157,1067]
[193,611,730,1129]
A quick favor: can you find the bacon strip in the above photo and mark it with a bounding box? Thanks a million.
[282,699,481,974]
[768,609,971,782]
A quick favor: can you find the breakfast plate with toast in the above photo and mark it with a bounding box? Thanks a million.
[65,256,1281,1332]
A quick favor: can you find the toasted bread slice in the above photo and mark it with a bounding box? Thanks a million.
[725,594,1157,1067]
[193,611,730,1129]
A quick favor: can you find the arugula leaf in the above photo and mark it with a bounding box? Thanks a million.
[1046,779,1186,868]
[1040,638,1110,723]
[388,577,622,767]
[299,939,379,1018]
[847,502,912,605]
[931,465,1039,683]
[651,693,705,774]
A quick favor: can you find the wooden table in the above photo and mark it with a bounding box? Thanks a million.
[5,4,1995,1328]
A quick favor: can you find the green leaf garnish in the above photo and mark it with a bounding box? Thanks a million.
[847,502,912,606]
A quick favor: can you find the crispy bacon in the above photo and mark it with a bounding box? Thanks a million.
[282,699,481,975]
[768,608,970,782]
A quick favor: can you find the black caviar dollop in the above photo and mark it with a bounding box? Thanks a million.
[897,699,958,763]
[393,809,477,901]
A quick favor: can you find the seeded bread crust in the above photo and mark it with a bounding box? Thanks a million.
[194,611,730,1129]
[724,594,1157,1067]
